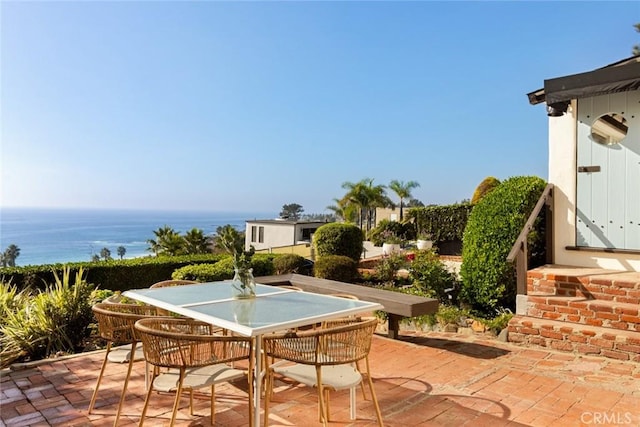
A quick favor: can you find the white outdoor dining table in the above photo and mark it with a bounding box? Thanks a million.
[123,281,383,425]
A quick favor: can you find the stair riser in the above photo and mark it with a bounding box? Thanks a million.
[508,319,640,362]
[525,298,640,331]
[529,278,640,303]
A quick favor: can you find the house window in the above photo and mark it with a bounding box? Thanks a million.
[258,226,264,243]
[301,227,317,241]
[251,226,257,243]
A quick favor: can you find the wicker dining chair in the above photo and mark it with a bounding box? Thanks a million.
[88,302,163,425]
[149,279,199,288]
[134,317,254,427]
[262,316,383,427]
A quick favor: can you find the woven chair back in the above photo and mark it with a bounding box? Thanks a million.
[135,317,253,369]
[263,316,377,366]
[92,302,162,345]
[149,279,199,288]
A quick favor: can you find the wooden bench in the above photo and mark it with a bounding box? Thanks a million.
[255,273,439,339]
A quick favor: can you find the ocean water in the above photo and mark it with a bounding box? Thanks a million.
[0,207,275,266]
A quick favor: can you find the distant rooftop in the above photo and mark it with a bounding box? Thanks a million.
[245,218,329,225]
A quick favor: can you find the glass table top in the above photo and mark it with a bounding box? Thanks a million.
[124,281,382,336]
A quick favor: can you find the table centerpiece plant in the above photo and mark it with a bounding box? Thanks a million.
[215,225,256,299]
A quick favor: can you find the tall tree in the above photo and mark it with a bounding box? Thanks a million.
[388,180,420,221]
[633,23,640,56]
[147,225,182,256]
[117,246,127,260]
[100,247,112,261]
[326,198,357,223]
[2,244,21,267]
[340,178,391,232]
[183,228,210,254]
[280,203,304,220]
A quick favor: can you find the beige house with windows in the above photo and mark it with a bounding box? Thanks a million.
[244,219,328,251]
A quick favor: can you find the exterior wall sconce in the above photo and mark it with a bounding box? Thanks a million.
[546,101,569,117]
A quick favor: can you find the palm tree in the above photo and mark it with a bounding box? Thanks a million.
[326,198,358,223]
[2,244,21,267]
[214,225,253,268]
[117,246,127,260]
[183,228,210,254]
[341,178,391,232]
[388,180,420,221]
[147,225,182,256]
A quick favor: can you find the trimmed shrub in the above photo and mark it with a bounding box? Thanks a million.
[460,175,546,316]
[172,262,231,282]
[314,223,363,261]
[250,254,277,276]
[471,176,501,205]
[314,255,358,283]
[172,254,276,282]
[273,254,308,275]
[408,250,458,303]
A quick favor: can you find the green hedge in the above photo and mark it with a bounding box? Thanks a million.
[0,254,227,292]
[172,254,277,282]
[314,223,363,261]
[314,255,358,283]
[459,176,546,316]
[272,254,309,275]
[405,203,473,244]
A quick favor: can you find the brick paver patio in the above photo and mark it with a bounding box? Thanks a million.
[1,330,639,426]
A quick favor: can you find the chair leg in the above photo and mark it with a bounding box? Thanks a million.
[357,360,367,400]
[114,342,138,427]
[364,358,384,427]
[169,368,186,427]
[325,388,332,422]
[316,366,328,426]
[138,369,158,427]
[210,384,216,425]
[248,349,254,427]
[88,342,112,414]
[350,386,356,420]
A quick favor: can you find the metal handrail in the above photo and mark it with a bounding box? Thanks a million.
[507,183,554,295]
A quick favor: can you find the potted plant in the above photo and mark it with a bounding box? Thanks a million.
[215,225,256,299]
[416,232,433,250]
[381,230,403,256]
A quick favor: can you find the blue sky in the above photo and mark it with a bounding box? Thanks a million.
[2,1,638,214]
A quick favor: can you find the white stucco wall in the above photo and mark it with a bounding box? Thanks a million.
[244,221,326,251]
[549,100,640,271]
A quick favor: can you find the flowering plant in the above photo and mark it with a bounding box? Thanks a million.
[380,230,402,244]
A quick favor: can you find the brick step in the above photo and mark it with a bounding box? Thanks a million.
[522,296,640,331]
[527,265,640,303]
[508,315,640,362]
